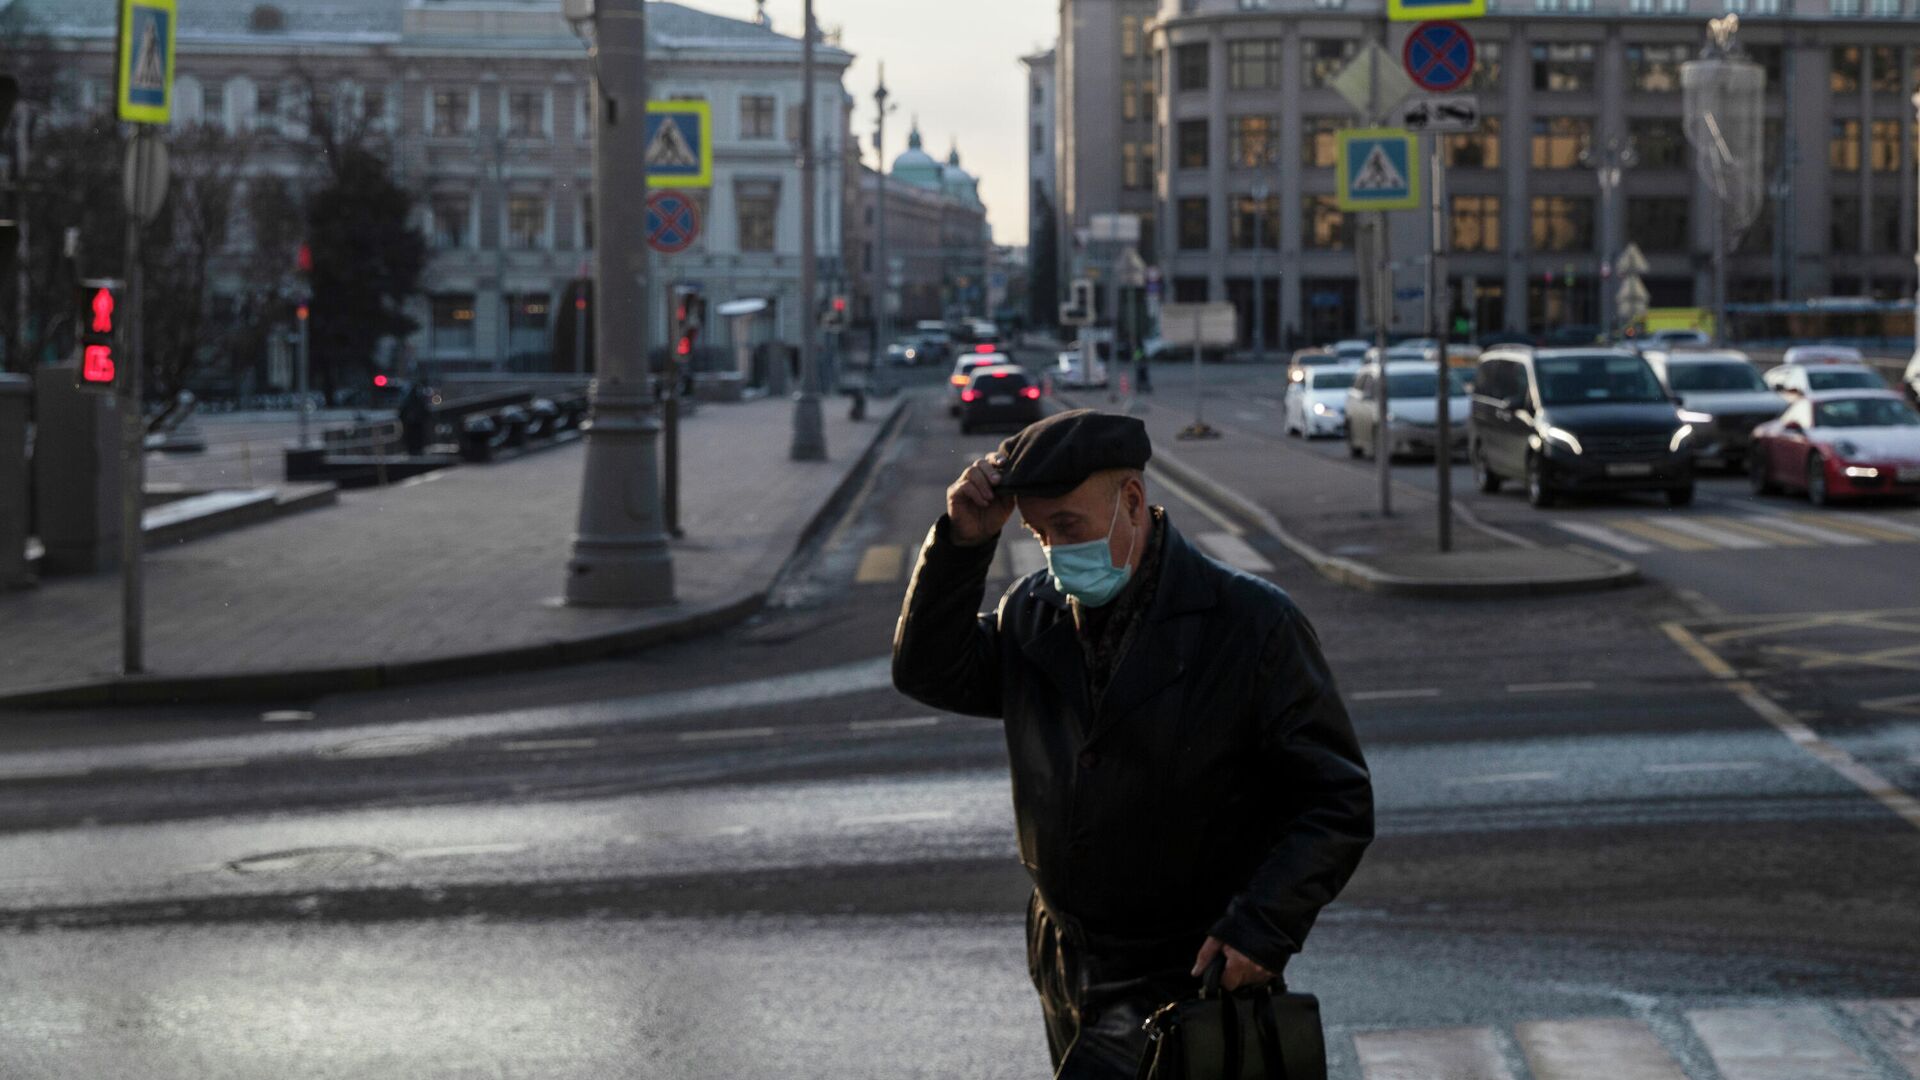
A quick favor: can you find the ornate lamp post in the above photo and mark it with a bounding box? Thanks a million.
[1581,135,1638,343]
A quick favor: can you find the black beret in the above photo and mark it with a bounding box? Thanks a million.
[994,409,1152,498]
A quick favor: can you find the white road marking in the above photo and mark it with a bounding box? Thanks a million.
[1741,515,1871,546]
[146,757,250,772]
[836,810,956,827]
[500,738,599,752]
[0,767,96,783]
[1194,530,1276,573]
[1842,513,1920,540]
[1505,681,1597,694]
[1235,409,1265,424]
[1516,1018,1690,1080]
[710,824,752,837]
[1443,771,1562,787]
[260,710,315,723]
[398,471,446,488]
[1549,521,1657,554]
[1645,760,1765,774]
[1355,1025,1516,1080]
[399,842,529,861]
[1352,688,1441,701]
[1146,466,1246,537]
[1651,517,1773,550]
[1842,999,1920,1076]
[1688,1006,1880,1080]
[677,727,778,743]
[848,716,940,732]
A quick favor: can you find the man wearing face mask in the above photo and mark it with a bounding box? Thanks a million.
[892,409,1374,1079]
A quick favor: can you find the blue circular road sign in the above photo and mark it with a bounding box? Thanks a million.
[1403,21,1476,94]
[646,189,701,254]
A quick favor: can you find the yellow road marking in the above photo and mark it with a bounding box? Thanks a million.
[1709,517,1816,547]
[1662,622,1737,678]
[854,544,905,584]
[1790,514,1914,543]
[1608,519,1718,552]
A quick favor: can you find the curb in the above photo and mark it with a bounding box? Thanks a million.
[0,398,912,710]
[1146,444,1641,599]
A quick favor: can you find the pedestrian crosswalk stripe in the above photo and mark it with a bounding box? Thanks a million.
[1841,999,1920,1076]
[1606,518,1721,551]
[1710,518,1818,547]
[1649,517,1774,549]
[1195,530,1276,573]
[1516,1018,1689,1080]
[854,544,904,584]
[1745,515,1873,546]
[1355,1025,1515,1080]
[1550,520,1658,554]
[1687,1006,1879,1080]
[1793,514,1920,544]
[1837,512,1920,539]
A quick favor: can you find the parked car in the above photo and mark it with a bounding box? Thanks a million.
[1057,346,1108,389]
[1344,360,1473,461]
[958,365,1043,434]
[1327,339,1372,362]
[1643,349,1787,469]
[885,337,942,366]
[1646,328,1712,348]
[1749,390,1920,504]
[1780,343,1864,367]
[948,352,1010,415]
[1469,348,1695,508]
[1286,348,1347,385]
[1764,354,1888,398]
[1285,365,1359,438]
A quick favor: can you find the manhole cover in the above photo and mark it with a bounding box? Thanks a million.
[319,734,456,759]
[228,846,388,876]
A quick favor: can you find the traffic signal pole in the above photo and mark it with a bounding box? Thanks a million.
[120,129,154,674]
[789,0,826,461]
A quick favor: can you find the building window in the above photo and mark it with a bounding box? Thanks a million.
[1831,120,1862,171]
[1312,0,1347,8]
[432,294,477,353]
[1442,117,1501,168]
[506,195,546,250]
[1627,44,1688,93]
[1122,79,1140,122]
[1177,44,1211,91]
[1179,197,1210,250]
[1871,46,1902,92]
[1451,195,1501,252]
[1831,196,1861,252]
[1033,123,1046,154]
[1745,45,1783,88]
[431,194,471,249]
[741,94,777,139]
[1531,116,1593,168]
[1228,39,1283,90]
[1630,118,1688,168]
[1303,39,1359,87]
[1122,15,1141,58]
[1626,197,1689,251]
[1469,42,1503,91]
[506,89,545,138]
[1532,43,1596,92]
[254,84,281,129]
[1032,80,1043,107]
[1832,47,1862,92]
[1658,0,1687,11]
[1230,195,1280,250]
[1123,143,1143,189]
[1869,0,1901,15]
[1230,115,1278,168]
[432,88,469,135]
[1832,0,1862,14]
[1530,196,1595,251]
[362,85,388,128]
[737,180,779,252]
[1870,197,1901,251]
[1535,0,1563,12]
[581,195,594,249]
[1178,119,1209,169]
[1871,119,1901,171]
[1303,196,1354,251]
[1302,115,1342,167]
[204,81,227,126]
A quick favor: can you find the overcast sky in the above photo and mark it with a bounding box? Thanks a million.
[691,0,1055,246]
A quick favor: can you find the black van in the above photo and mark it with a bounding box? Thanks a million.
[1469,348,1695,508]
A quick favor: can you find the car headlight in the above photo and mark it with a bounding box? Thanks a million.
[905,348,917,359]
[1670,425,1694,453]
[1312,402,1331,416]
[1678,409,1715,425]
[1835,439,1860,459]
[1544,426,1584,454]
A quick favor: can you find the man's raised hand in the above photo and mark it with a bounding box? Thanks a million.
[947,452,1015,547]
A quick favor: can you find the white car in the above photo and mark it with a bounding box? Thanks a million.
[1781,343,1864,367]
[1764,356,1888,398]
[1643,349,1786,467]
[1906,350,1920,404]
[1056,348,1108,388]
[1284,365,1358,438]
[1346,360,1473,460]
[1328,339,1372,362]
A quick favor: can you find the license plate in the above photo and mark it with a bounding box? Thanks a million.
[1606,462,1654,478]
[1899,466,1920,483]
[988,395,1013,405]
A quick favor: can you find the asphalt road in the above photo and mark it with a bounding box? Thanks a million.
[2,364,1918,1079]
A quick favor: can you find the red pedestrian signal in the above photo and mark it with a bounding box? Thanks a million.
[74,280,122,392]
[373,374,389,388]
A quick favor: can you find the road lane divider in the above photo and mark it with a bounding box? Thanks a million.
[677,727,779,743]
[1644,761,1764,774]
[848,716,940,732]
[1352,688,1442,701]
[835,810,955,827]
[500,738,599,752]
[1506,681,1596,694]
[1442,771,1562,787]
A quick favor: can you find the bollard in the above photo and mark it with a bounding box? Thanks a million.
[850,386,867,421]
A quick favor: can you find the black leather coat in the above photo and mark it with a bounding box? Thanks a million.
[892,513,1373,978]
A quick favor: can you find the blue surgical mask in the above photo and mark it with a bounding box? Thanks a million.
[1044,493,1140,608]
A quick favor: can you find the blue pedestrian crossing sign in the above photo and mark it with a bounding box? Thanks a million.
[1389,0,1486,19]
[645,101,714,189]
[1336,128,1420,211]
[116,0,176,124]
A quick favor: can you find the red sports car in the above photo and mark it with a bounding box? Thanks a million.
[1749,390,1920,504]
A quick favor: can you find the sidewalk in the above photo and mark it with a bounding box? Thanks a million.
[0,395,906,707]
[1062,384,1636,598]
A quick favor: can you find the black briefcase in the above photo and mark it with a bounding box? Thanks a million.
[1133,954,1327,1080]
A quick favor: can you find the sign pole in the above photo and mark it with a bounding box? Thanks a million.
[120,129,150,675]
[1430,133,1452,553]
[1369,36,1393,518]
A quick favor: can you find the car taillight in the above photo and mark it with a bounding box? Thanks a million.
[961,389,979,402]
[992,371,1010,378]
[1022,387,1040,400]
[950,374,969,386]
[975,344,996,354]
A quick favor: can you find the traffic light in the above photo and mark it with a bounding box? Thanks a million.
[672,287,704,357]
[74,279,122,392]
[820,295,848,331]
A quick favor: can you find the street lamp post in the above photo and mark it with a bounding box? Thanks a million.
[1582,135,1638,343]
[871,66,891,368]
[1251,181,1268,365]
[790,0,827,461]
[1911,90,1920,368]
[564,0,675,607]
